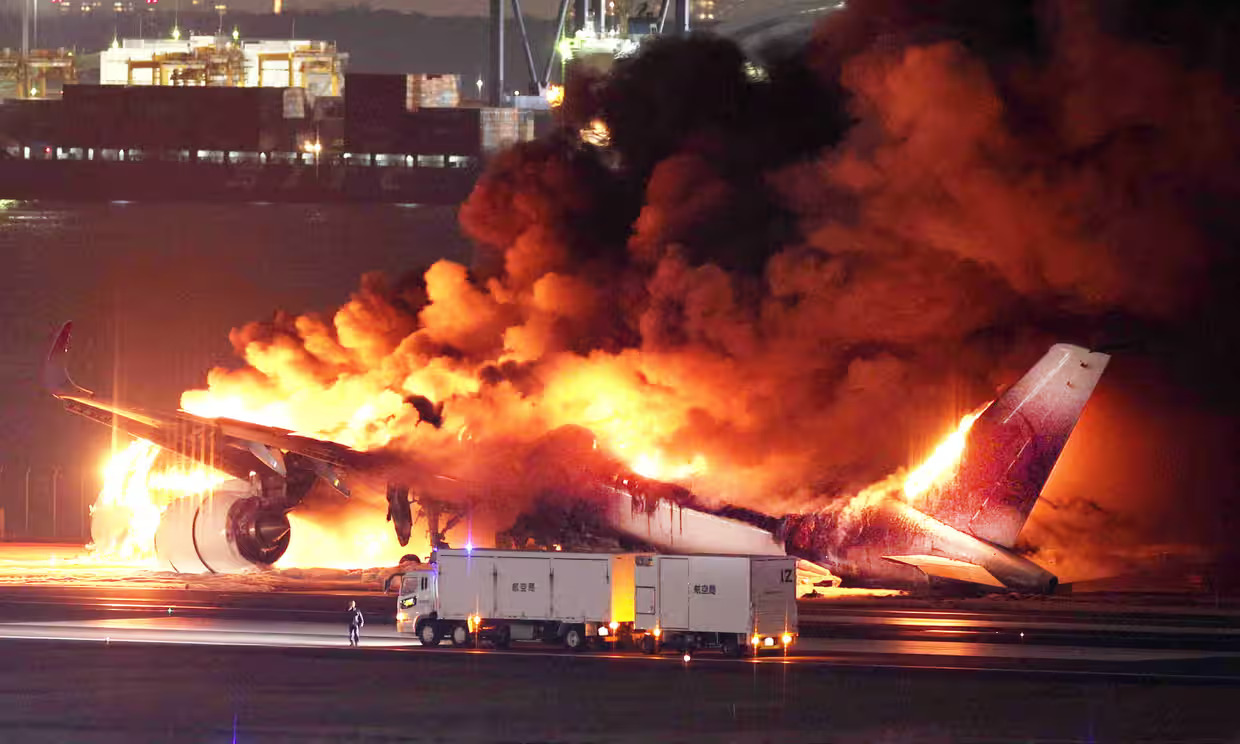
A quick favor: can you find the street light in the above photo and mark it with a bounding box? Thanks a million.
[476,77,483,99]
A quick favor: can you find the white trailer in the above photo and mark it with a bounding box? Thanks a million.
[396,548,636,651]
[632,554,798,656]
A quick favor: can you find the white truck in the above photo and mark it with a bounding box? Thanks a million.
[395,549,798,656]
[395,548,636,651]
[631,553,798,657]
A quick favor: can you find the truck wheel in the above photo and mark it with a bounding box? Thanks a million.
[640,635,658,655]
[721,634,742,658]
[418,621,441,648]
[493,624,512,650]
[564,627,585,652]
[451,624,471,647]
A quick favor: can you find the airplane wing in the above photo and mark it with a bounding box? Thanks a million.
[881,554,1006,588]
[44,321,355,494]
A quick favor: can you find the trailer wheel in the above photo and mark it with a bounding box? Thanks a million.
[721,634,742,658]
[418,621,441,648]
[450,624,471,647]
[564,626,585,652]
[640,635,658,655]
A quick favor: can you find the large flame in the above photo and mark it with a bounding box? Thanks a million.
[84,388,988,572]
[89,439,229,564]
[281,512,423,570]
[89,432,417,570]
[901,406,986,503]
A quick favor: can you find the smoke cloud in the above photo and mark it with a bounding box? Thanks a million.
[183,0,1240,580]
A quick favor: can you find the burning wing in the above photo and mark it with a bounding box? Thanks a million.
[44,322,387,571]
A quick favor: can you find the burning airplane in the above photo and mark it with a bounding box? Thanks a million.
[46,322,1107,592]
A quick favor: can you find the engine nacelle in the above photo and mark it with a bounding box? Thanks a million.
[153,484,291,573]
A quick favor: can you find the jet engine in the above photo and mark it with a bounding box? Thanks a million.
[153,481,292,573]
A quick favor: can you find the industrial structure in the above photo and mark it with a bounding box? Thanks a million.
[485,0,695,107]
[100,37,346,96]
[486,0,842,108]
[0,48,77,100]
[0,0,839,203]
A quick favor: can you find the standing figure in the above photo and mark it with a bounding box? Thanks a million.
[348,601,365,647]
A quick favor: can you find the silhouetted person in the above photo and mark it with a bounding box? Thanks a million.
[348,601,364,647]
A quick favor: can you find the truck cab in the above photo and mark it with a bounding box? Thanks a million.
[395,565,437,635]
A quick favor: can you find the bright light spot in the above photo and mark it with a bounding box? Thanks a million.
[544,84,565,108]
[597,627,609,636]
[630,452,706,482]
[579,119,610,147]
[278,512,416,569]
[682,653,691,663]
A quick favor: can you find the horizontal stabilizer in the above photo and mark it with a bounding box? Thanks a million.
[882,554,1005,588]
[796,559,842,591]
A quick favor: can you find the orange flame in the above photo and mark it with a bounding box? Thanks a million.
[89,439,230,563]
[902,406,987,503]
[91,433,414,571]
[280,512,426,569]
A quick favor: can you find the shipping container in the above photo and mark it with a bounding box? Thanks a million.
[406,73,460,110]
[57,85,286,151]
[343,73,408,152]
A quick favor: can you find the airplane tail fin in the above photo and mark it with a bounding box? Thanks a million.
[44,322,95,400]
[921,344,1110,548]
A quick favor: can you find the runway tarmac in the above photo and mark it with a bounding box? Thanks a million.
[1,550,1239,741]
[2,615,1238,672]
[2,627,1239,743]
